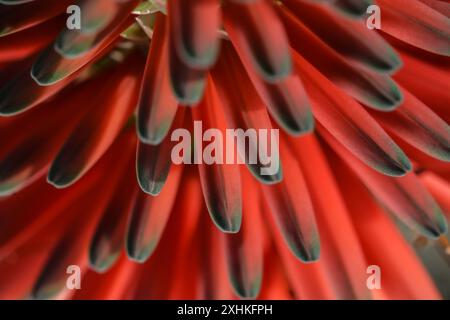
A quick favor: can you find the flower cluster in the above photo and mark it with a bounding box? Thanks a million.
[0,0,449,300]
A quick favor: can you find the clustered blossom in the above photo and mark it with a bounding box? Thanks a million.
[0,0,449,300]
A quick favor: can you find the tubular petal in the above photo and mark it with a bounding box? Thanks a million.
[0,67,75,115]
[75,256,139,299]
[137,108,185,196]
[32,130,136,299]
[126,164,183,263]
[192,80,242,233]
[31,15,135,85]
[54,0,140,58]
[223,168,263,298]
[393,51,450,122]
[293,52,411,177]
[223,0,292,82]
[321,128,448,239]
[0,83,90,196]
[239,43,314,135]
[167,14,207,105]
[48,55,143,188]
[421,172,450,219]
[137,13,178,145]
[291,134,372,299]
[282,0,402,73]
[167,0,221,69]
[263,198,332,299]
[262,139,320,263]
[211,43,282,184]
[89,132,138,273]
[377,0,450,56]
[371,87,450,162]
[281,7,403,111]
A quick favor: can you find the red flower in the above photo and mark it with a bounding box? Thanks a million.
[0,0,449,300]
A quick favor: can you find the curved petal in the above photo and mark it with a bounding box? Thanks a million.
[137,13,178,145]
[137,108,185,196]
[378,0,450,56]
[321,127,448,239]
[126,164,183,263]
[280,7,403,111]
[167,0,220,69]
[291,134,372,299]
[211,43,282,184]
[282,0,401,73]
[372,87,450,162]
[223,0,292,82]
[48,54,142,188]
[262,139,320,263]
[294,52,411,177]
[223,168,263,298]
[192,79,242,233]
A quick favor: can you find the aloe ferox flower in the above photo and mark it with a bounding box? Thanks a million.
[0,0,449,300]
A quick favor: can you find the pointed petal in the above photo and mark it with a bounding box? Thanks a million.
[223,0,292,82]
[168,19,207,105]
[0,84,89,196]
[282,0,401,73]
[137,108,185,196]
[421,172,450,219]
[89,180,137,273]
[322,128,448,239]
[378,0,450,56]
[281,7,403,111]
[48,55,142,188]
[31,14,134,85]
[137,13,178,144]
[167,0,220,69]
[0,67,74,115]
[54,0,140,58]
[75,256,139,299]
[211,42,282,184]
[372,87,450,162]
[126,164,183,262]
[293,52,412,177]
[290,134,372,299]
[257,74,314,136]
[192,79,242,233]
[393,51,450,122]
[196,211,235,299]
[157,171,203,299]
[262,139,320,262]
[89,132,138,273]
[236,34,314,135]
[32,131,135,299]
[223,168,263,298]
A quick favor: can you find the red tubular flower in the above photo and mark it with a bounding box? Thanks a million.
[0,0,449,300]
